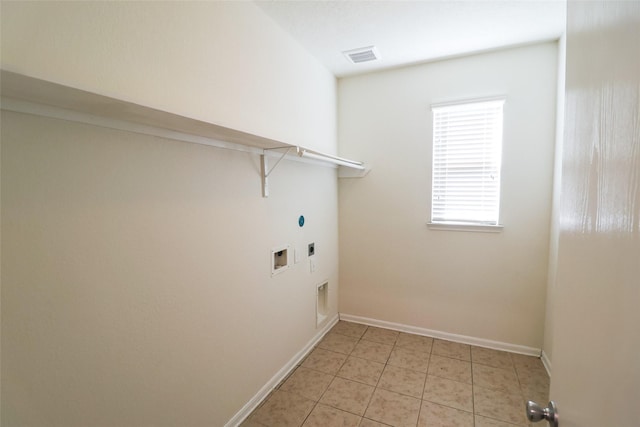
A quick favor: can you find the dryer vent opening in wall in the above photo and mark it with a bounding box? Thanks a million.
[316,282,328,327]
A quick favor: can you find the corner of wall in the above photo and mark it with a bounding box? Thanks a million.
[542,34,567,370]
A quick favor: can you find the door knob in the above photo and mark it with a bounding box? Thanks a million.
[526,400,558,427]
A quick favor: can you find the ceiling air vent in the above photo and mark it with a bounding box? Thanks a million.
[343,46,380,64]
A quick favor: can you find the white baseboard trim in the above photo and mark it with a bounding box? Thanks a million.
[224,313,339,427]
[339,313,541,357]
[540,350,552,377]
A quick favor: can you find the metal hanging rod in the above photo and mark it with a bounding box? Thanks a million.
[295,147,365,170]
[260,146,366,197]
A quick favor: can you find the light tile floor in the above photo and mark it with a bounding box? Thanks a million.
[241,321,549,427]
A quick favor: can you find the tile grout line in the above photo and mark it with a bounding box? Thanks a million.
[300,325,352,425]
[356,325,380,426]
[299,323,364,426]
[360,326,392,425]
[302,352,342,427]
[415,340,434,427]
[250,322,544,427]
[471,346,476,427]
[341,324,367,422]
[474,350,530,427]
[339,323,381,423]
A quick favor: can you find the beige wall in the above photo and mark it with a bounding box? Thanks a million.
[1,2,338,426]
[338,43,558,349]
[0,1,335,153]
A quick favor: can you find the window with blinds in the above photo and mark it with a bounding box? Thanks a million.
[431,98,504,226]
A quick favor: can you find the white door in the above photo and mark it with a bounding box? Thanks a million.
[549,1,640,427]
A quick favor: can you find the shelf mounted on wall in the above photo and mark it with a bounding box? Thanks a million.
[260,146,366,197]
[0,70,369,198]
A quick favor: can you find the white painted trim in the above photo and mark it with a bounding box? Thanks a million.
[339,313,541,356]
[427,222,504,233]
[431,95,506,110]
[541,350,552,377]
[224,313,339,427]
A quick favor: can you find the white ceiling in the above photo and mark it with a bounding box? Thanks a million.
[256,0,567,77]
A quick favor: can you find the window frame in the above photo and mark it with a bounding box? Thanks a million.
[428,96,506,232]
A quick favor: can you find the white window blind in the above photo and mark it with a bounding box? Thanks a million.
[431,98,504,226]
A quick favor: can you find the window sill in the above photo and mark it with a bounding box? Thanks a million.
[427,222,504,233]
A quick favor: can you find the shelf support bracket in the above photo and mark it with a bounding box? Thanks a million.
[261,147,293,198]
